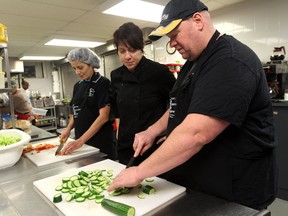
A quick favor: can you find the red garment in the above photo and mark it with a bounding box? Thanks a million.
[14,110,31,120]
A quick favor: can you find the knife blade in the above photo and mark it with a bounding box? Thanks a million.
[55,138,65,156]
[126,156,136,168]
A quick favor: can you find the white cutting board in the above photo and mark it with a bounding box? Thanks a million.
[24,138,99,166]
[33,159,186,216]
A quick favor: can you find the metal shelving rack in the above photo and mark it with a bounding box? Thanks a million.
[0,43,16,128]
[34,106,57,132]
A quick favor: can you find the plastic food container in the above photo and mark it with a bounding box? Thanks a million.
[0,71,5,88]
[0,129,31,169]
[0,23,8,43]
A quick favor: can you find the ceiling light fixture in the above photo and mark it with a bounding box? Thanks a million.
[20,56,65,61]
[45,39,105,48]
[103,0,164,23]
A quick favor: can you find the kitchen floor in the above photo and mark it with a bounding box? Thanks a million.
[268,198,288,216]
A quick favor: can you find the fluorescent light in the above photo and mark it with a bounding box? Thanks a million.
[103,0,164,23]
[45,39,105,48]
[20,56,65,61]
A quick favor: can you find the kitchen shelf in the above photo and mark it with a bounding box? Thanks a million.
[0,45,16,128]
[35,106,57,132]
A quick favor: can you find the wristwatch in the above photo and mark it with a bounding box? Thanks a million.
[166,41,176,54]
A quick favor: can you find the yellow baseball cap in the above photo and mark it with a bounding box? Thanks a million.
[149,0,208,41]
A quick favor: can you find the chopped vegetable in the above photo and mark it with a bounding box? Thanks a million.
[142,185,156,195]
[101,198,135,216]
[137,192,145,199]
[22,143,56,154]
[0,134,21,147]
[53,193,62,203]
[53,169,115,204]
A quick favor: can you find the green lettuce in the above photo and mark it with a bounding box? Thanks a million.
[0,134,21,146]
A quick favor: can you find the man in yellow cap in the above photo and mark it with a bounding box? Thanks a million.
[108,0,277,211]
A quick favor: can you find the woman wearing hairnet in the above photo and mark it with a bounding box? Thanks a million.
[59,48,114,159]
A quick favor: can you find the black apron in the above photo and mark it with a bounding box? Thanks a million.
[72,73,114,159]
[165,31,234,200]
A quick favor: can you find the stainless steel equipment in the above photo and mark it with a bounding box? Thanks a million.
[263,46,288,100]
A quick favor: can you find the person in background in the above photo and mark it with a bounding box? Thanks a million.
[109,22,176,165]
[1,79,33,120]
[59,48,115,159]
[108,0,277,211]
[20,79,32,106]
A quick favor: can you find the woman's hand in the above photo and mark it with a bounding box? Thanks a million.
[59,129,71,143]
[59,139,83,155]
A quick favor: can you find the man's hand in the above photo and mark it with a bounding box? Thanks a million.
[107,167,144,192]
[133,130,156,157]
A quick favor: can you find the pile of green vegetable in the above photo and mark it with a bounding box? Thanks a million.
[53,169,156,216]
[0,134,21,147]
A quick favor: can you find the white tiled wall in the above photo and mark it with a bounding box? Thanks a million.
[153,0,288,64]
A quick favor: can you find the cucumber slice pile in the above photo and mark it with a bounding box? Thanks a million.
[52,168,156,214]
[52,169,114,204]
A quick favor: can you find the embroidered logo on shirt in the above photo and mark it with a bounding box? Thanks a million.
[169,97,176,119]
[72,104,80,119]
[88,88,95,97]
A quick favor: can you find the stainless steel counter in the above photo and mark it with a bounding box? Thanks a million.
[0,127,270,216]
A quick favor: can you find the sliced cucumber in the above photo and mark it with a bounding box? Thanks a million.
[61,188,70,193]
[121,187,133,194]
[69,175,79,181]
[88,194,97,200]
[137,192,145,199]
[145,178,154,183]
[55,185,63,191]
[75,196,86,202]
[62,177,70,183]
[95,194,105,204]
[82,191,91,198]
[53,193,62,203]
[101,198,135,216]
[65,194,74,202]
[53,168,116,204]
[109,188,122,196]
[142,185,156,195]
[80,179,88,186]
[67,181,74,189]
[75,188,84,196]
[73,179,81,187]
[78,170,89,177]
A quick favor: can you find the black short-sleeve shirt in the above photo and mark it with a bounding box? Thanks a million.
[71,72,113,157]
[166,32,277,210]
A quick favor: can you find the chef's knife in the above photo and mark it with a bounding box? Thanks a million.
[55,138,65,156]
[126,156,136,168]
[126,145,145,168]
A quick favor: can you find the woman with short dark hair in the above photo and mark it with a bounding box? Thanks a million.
[110,22,176,165]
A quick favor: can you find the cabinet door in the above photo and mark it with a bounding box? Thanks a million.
[273,106,288,200]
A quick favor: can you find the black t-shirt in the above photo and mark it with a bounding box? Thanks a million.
[166,32,277,210]
[71,72,113,153]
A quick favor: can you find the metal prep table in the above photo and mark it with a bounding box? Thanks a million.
[29,125,58,142]
[0,128,270,216]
